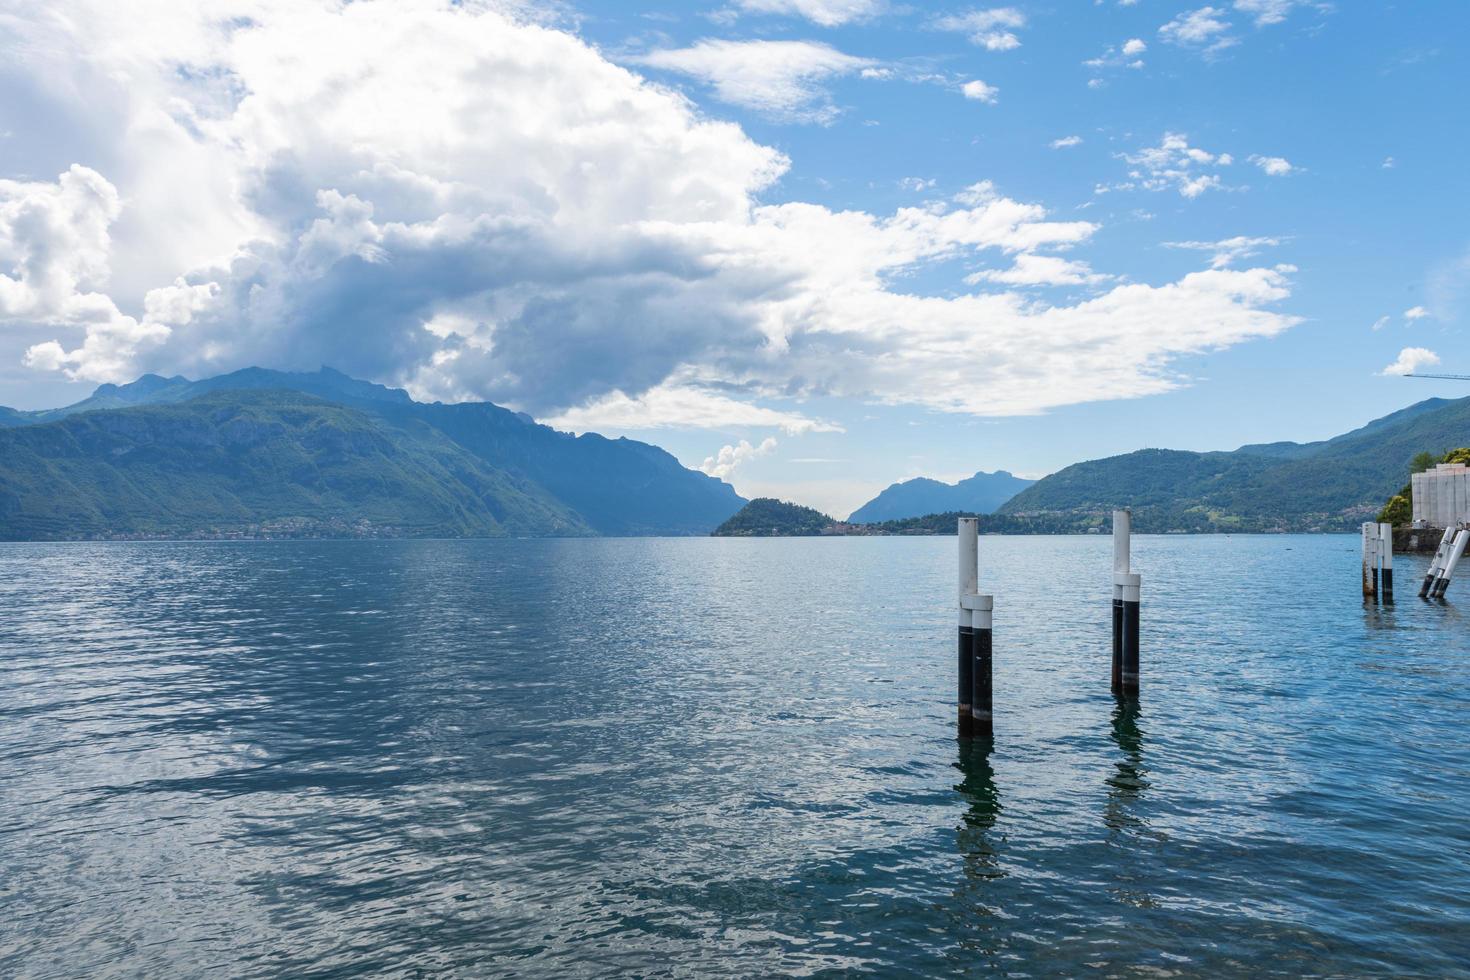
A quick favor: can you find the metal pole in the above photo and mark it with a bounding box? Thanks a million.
[1421,527,1455,599]
[1432,528,1470,599]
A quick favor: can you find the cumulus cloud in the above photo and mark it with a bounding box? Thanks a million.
[1250,154,1297,176]
[932,8,1026,50]
[962,80,1000,103]
[1,165,192,380]
[636,40,874,123]
[1382,347,1439,376]
[1165,235,1283,268]
[1404,305,1429,321]
[698,436,778,479]
[3,1,1303,427]
[1050,136,1083,149]
[731,0,885,26]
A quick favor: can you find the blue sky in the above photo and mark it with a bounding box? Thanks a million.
[1,1,1467,516]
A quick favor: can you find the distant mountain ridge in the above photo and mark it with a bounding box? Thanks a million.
[995,396,1470,532]
[847,470,1033,523]
[0,367,745,540]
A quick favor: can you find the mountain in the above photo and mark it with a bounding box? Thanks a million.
[996,396,1470,533]
[713,498,833,537]
[0,390,590,539]
[0,368,746,539]
[848,470,1034,523]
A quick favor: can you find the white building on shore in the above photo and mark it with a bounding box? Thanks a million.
[1412,463,1470,527]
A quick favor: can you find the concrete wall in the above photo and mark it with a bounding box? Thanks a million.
[1412,464,1470,527]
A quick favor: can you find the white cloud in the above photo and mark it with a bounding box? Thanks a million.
[1159,7,1237,50]
[731,0,885,26]
[966,253,1109,287]
[1381,347,1439,376]
[1087,37,1148,72]
[5,1,1303,426]
[544,380,842,435]
[698,436,778,478]
[1113,132,1234,198]
[1404,305,1429,321]
[1371,315,1390,331]
[1382,156,1396,169]
[1233,0,1329,27]
[1250,154,1297,176]
[933,8,1026,50]
[1,165,178,381]
[1050,135,1083,149]
[636,40,874,123]
[899,176,937,192]
[1165,235,1283,268]
[962,80,999,103]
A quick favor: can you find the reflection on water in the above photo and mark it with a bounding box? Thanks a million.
[1106,695,1148,806]
[951,738,1004,972]
[3,535,1470,976]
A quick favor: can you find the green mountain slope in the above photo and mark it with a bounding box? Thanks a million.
[998,396,1470,532]
[713,498,834,536]
[0,367,745,536]
[0,390,592,540]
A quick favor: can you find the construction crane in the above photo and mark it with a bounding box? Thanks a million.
[1406,374,1470,381]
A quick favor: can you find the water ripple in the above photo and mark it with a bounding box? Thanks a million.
[1,536,1467,976]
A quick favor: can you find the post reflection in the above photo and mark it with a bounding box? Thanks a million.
[955,737,1001,832]
[953,739,1004,886]
[948,738,1005,969]
[1104,695,1149,833]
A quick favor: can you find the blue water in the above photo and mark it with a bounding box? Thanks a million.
[1,535,1466,976]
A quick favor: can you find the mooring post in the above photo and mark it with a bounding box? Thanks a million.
[1420,527,1455,598]
[1112,509,1141,696]
[1379,522,1394,603]
[957,518,978,737]
[1432,527,1470,599]
[1111,509,1128,691]
[967,592,994,739]
[1361,523,1378,601]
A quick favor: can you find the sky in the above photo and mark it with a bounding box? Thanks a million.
[0,0,1467,517]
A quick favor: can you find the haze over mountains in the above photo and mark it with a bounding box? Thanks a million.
[0,367,1462,540]
[0,368,745,539]
[847,471,1035,523]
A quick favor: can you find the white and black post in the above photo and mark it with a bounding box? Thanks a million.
[957,517,978,737]
[1112,509,1141,696]
[1420,527,1456,599]
[1431,527,1470,599]
[1361,523,1378,602]
[1379,522,1394,604]
[965,592,994,739]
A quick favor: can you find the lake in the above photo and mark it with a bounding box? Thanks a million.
[1,535,1467,976]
